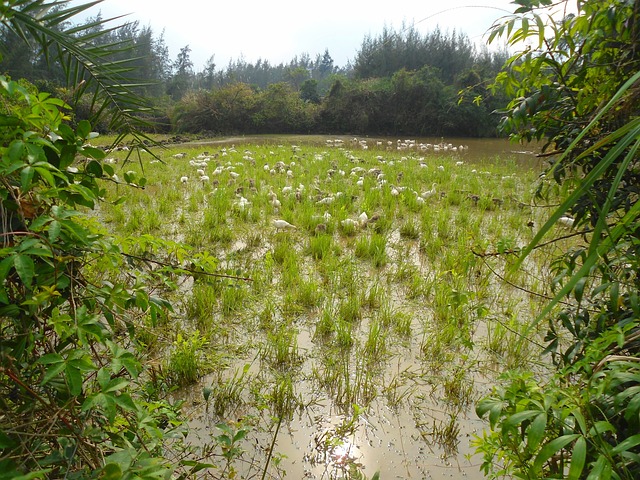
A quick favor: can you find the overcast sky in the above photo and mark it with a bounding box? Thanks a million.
[76,1,522,70]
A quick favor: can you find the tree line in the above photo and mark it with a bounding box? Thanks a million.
[0,12,509,137]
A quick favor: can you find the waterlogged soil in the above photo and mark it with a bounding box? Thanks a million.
[103,136,553,479]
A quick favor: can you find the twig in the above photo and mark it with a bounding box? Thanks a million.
[472,228,593,258]
[261,415,283,480]
[121,252,253,282]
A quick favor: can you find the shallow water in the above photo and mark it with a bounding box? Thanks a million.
[123,137,551,479]
[179,134,544,167]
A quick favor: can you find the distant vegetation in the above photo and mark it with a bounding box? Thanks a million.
[0,13,509,137]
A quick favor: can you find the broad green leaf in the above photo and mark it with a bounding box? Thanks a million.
[82,146,106,160]
[233,429,248,443]
[85,160,103,177]
[100,463,122,480]
[113,393,136,411]
[0,286,8,304]
[33,165,57,187]
[0,430,16,449]
[7,140,25,162]
[48,220,61,242]
[528,412,547,451]
[504,410,540,428]
[36,353,64,365]
[103,378,129,393]
[532,434,579,472]
[610,433,640,455]
[76,120,91,139]
[567,436,586,480]
[0,114,21,127]
[97,367,111,390]
[0,255,15,281]
[65,366,83,396]
[41,361,66,385]
[57,124,75,142]
[13,254,34,288]
[20,166,34,190]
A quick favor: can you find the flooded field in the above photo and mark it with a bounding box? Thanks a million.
[99,136,557,479]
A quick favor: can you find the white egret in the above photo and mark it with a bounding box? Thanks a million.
[341,218,358,228]
[316,196,334,205]
[558,216,575,227]
[421,183,437,199]
[273,219,296,231]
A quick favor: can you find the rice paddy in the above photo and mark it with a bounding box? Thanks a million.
[97,136,557,479]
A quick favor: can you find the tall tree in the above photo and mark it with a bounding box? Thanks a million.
[167,45,194,100]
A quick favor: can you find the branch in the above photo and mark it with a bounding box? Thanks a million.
[121,252,253,282]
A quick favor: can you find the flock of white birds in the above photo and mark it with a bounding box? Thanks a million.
[167,137,572,233]
[169,138,475,234]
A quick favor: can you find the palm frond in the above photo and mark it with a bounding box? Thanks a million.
[2,0,158,150]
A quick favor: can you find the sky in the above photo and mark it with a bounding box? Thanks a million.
[76,0,521,70]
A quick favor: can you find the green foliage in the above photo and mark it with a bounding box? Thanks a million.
[354,25,474,83]
[165,332,209,386]
[0,0,159,148]
[3,2,508,138]
[0,75,182,477]
[476,1,640,478]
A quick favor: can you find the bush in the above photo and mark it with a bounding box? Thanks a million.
[0,76,181,478]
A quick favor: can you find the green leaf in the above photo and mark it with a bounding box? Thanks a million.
[0,255,15,281]
[20,166,34,190]
[41,361,66,385]
[85,159,103,177]
[532,434,580,472]
[97,367,111,390]
[57,124,75,143]
[527,412,547,451]
[504,410,540,428]
[568,436,586,480]
[13,254,35,288]
[0,285,8,304]
[33,166,56,187]
[100,463,122,480]
[65,366,83,396]
[0,114,21,127]
[233,429,248,443]
[36,353,64,365]
[7,140,25,162]
[0,430,16,449]
[102,163,114,176]
[76,120,91,139]
[48,220,61,242]
[535,13,545,48]
[113,393,136,411]
[103,378,129,393]
[610,433,640,455]
[82,146,106,160]
[586,455,611,480]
